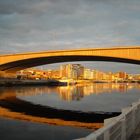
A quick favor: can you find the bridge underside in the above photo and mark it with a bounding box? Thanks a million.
[0,55,140,72]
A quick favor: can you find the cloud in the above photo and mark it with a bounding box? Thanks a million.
[0,0,140,72]
[0,0,47,15]
[0,0,81,16]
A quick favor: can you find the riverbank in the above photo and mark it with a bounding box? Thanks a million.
[0,79,67,86]
[0,78,139,87]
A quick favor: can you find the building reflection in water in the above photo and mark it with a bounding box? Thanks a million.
[0,83,138,101]
[58,83,135,101]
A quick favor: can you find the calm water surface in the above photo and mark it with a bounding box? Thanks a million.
[16,83,140,112]
[0,83,140,140]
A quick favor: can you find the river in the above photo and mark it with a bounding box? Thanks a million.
[0,83,140,140]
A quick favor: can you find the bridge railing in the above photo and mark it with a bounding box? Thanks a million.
[75,99,140,140]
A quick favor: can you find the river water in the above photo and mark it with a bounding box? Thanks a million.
[0,83,140,140]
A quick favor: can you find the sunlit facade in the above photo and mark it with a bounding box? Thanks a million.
[14,64,140,82]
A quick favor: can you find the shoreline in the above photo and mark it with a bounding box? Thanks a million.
[0,79,67,86]
[0,78,139,87]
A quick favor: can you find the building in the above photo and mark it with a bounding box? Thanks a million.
[60,65,67,78]
[60,64,84,79]
[84,68,92,79]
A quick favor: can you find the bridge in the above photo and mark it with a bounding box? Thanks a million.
[0,46,140,72]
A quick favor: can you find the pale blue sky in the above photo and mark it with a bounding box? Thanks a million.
[0,0,140,73]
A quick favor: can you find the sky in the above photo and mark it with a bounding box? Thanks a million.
[0,0,140,73]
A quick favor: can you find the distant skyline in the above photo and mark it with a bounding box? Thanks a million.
[0,0,140,73]
[35,62,140,74]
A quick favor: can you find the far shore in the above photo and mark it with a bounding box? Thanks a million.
[0,78,140,87]
[0,78,67,86]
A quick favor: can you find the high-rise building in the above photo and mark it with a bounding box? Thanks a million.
[60,65,67,78]
[84,68,92,79]
[71,64,84,79]
[60,64,84,79]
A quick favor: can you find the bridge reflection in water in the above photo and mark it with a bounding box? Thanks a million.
[0,83,140,130]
